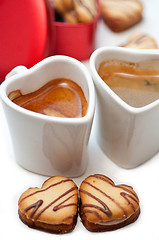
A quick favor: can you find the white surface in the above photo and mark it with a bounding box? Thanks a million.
[1,0,159,239]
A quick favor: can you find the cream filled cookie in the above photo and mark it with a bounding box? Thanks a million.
[18,176,78,234]
[79,174,140,232]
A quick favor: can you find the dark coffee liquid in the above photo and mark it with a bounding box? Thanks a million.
[9,78,88,118]
[98,59,159,108]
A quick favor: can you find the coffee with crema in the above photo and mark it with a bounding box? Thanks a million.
[8,78,88,118]
[98,59,159,108]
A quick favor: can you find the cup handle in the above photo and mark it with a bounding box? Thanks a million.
[5,66,28,80]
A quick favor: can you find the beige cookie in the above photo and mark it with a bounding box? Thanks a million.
[52,0,67,14]
[79,174,140,232]
[122,33,158,49]
[52,0,97,23]
[63,0,74,10]
[73,0,97,23]
[101,0,143,32]
[18,176,78,234]
[64,10,78,23]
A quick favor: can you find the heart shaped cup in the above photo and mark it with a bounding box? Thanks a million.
[0,55,95,177]
[90,47,159,168]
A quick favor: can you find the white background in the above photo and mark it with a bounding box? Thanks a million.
[1,0,159,239]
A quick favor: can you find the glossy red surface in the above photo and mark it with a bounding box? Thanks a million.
[54,0,100,61]
[0,0,54,82]
[0,0,99,82]
[54,20,97,61]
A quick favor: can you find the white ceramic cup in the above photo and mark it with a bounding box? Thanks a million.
[0,55,95,177]
[90,46,159,168]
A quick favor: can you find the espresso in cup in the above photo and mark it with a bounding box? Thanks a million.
[8,78,88,118]
[98,59,159,108]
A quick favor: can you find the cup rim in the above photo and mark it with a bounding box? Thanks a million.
[0,55,95,124]
[90,46,159,114]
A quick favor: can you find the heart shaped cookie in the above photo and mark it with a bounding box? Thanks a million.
[100,0,143,32]
[52,0,97,23]
[79,174,140,232]
[18,176,78,234]
[122,33,158,49]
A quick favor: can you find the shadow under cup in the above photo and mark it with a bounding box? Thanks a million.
[0,56,95,177]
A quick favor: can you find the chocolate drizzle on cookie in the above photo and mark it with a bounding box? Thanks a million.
[77,0,96,18]
[80,181,113,216]
[34,186,78,221]
[24,200,43,219]
[19,179,72,204]
[79,174,140,231]
[52,0,97,23]
[80,188,112,218]
[18,176,79,234]
[19,177,78,223]
[53,193,78,211]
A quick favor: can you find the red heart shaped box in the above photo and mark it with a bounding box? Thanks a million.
[0,0,100,82]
